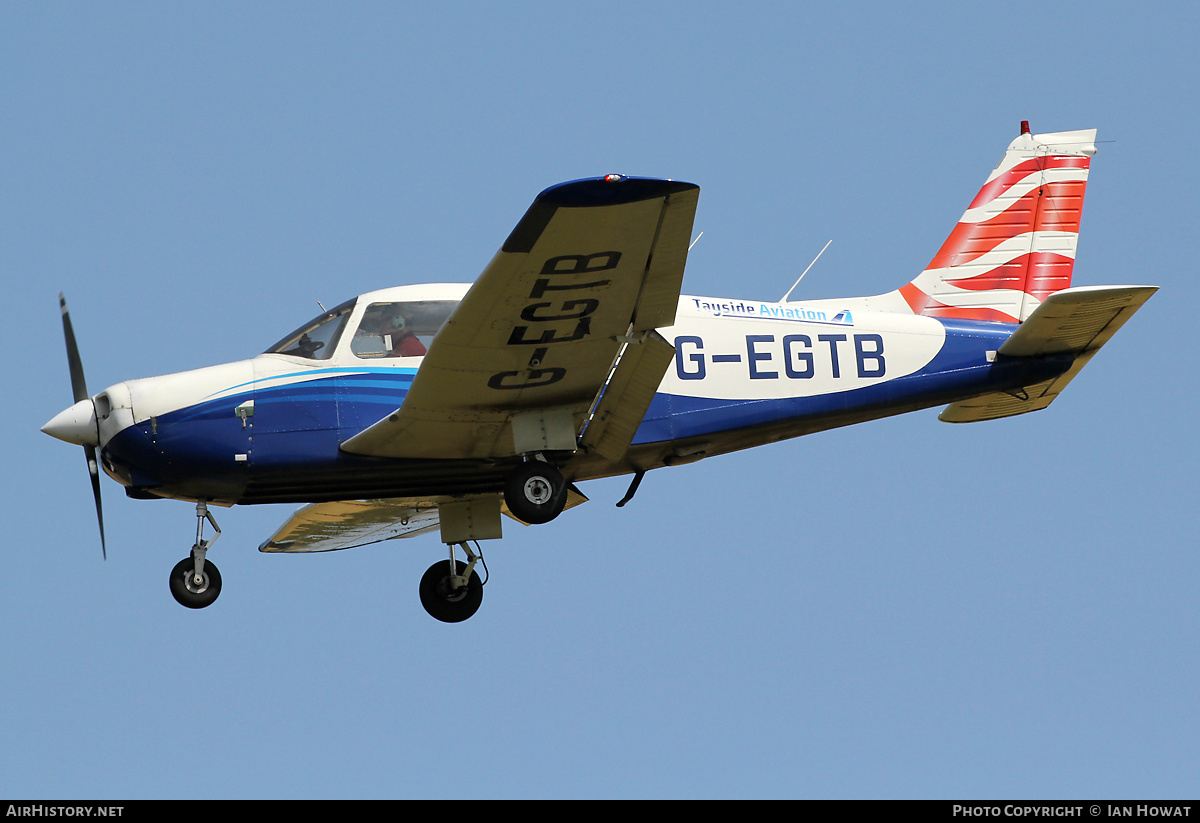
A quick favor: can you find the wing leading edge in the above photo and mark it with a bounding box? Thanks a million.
[341,176,699,460]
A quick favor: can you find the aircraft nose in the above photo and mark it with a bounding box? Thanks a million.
[42,399,99,446]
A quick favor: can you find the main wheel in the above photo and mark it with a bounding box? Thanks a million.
[169,555,222,609]
[504,461,568,524]
[419,559,483,623]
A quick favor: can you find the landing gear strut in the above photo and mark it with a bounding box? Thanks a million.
[419,542,484,623]
[169,501,223,609]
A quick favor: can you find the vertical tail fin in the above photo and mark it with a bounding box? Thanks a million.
[894,124,1097,323]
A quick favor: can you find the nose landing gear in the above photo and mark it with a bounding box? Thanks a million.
[169,501,223,609]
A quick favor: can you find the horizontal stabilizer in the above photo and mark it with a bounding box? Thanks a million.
[940,285,1156,423]
[996,285,1158,356]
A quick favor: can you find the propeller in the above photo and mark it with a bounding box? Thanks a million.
[56,293,107,559]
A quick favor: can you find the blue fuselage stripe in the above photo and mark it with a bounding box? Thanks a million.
[101,318,1058,501]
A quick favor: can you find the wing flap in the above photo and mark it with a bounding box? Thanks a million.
[579,330,676,462]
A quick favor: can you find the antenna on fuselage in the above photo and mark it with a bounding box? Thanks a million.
[778,239,832,303]
[317,301,327,313]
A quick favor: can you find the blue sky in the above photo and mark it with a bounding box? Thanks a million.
[3,2,1198,799]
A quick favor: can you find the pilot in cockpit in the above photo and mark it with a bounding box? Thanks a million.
[351,300,455,359]
[355,304,428,358]
[384,310,427,357]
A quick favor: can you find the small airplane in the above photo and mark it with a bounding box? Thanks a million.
[43,123,1156,622]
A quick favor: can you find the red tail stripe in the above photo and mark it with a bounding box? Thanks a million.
[967,155,1090,210]
[927,181,1087,270]
[1025,254,1077,301]
[898,282,1018,322]
[1034,180,1088,232]
[898,282,932,314]
[944,251,1076,300]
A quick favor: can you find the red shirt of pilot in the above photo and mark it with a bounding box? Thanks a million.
[392,333,427,357]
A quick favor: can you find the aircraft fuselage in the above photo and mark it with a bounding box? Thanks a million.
[91,286,1065,507]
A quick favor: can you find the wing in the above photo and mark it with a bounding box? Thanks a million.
[341,176,699,460]
[259,498,442,553]
[259,488,592,553]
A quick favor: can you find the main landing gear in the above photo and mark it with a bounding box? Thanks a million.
[413,458,566,623]
[503,459,568,524]
[419,542,484,623]
[169,501,223,609]
[413,457,566,623]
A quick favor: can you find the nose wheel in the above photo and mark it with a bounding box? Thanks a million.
[169,501,223,609]
[170,553,222,608]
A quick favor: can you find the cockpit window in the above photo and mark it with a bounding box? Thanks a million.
[265,299,355,360]
[352,300,458,359]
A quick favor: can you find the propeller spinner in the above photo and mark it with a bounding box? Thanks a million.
[43,293,107,559]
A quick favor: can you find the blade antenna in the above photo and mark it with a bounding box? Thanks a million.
[779,240,832,303]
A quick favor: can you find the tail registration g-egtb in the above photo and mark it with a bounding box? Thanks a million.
[43,124,1156,622]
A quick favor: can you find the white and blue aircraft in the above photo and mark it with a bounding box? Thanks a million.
[43,124,1156,622]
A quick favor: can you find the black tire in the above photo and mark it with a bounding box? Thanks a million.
[503,461,568,524]
[169,555,222,609]
[419,559,483,623]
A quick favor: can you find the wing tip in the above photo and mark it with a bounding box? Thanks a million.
[536,176,698,208]
[502,176,699,253]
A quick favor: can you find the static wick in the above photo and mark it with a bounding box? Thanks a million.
[779,239,833,303]
[688,231,704,252]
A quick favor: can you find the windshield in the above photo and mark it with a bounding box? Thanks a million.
[351,300,458,359]
[265,299,355,360]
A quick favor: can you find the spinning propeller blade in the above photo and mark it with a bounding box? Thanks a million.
[58,293,106,559]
